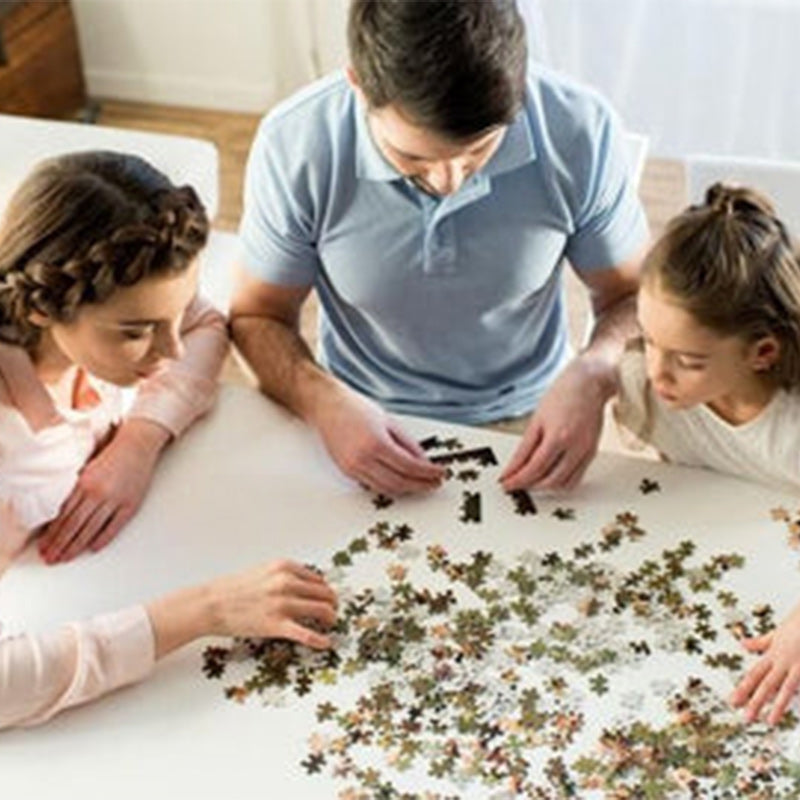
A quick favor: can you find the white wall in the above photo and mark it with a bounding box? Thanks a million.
[71,0,349,113]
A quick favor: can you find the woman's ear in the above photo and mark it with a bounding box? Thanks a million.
[749,335,780,372]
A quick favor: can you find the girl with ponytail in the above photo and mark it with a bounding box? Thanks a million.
[614,182,800,725]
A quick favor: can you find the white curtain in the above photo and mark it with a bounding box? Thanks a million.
[521,0,800,160]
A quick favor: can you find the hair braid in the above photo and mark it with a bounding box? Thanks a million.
[0,152,209,349]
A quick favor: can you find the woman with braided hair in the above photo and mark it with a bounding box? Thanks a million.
[0,152,337,728]
[0,150,227,560]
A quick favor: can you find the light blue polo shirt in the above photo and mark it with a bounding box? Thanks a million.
[240,69,648,424]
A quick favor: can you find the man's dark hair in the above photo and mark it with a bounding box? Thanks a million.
[348,0,527,140]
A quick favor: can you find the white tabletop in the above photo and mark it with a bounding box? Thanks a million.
[1,385,799,797]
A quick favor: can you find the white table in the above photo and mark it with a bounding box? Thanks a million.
[1,385,799,797]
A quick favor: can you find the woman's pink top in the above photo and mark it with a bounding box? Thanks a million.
[0,296,228,729]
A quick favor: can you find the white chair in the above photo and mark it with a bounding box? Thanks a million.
[685,154,800,236]
[0,113,240,312]
[624,131,649,190]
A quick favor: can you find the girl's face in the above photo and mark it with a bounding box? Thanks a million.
[34,264,198,387]
[636,280,777,413]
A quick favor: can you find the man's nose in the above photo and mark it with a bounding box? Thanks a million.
[426,160,468,196]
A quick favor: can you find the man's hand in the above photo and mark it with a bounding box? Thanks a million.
[730,601,800,725]
[308,384,445,496]
[37,419,170,564]
[500,357,614,491]
[499,255,642,493]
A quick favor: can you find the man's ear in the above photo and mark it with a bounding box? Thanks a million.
[345,66,366,104]
[749,335,780,372]
[345,65,359,89]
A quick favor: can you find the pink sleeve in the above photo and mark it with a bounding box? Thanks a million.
[0,407,87,553]
[0,605,155,729]
[128,295,229,438]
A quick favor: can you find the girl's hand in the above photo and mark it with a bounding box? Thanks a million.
[37,419,169,564]
[147,560,338,657]
[730,601,800,724]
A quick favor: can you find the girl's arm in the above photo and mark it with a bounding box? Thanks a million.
[0,560,336,731]
[0,503,36,576]
[0,402,84,565]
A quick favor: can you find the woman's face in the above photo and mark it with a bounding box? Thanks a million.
[36,264,198,387]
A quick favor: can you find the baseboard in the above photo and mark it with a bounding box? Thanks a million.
[85,68,279,113]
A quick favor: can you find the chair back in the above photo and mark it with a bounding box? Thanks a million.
[624,132,649,190]
[0,113,237,310]
[0,114,219,220]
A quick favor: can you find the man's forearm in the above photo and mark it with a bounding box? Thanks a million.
[230,315,338,422]
[576,292,638,397]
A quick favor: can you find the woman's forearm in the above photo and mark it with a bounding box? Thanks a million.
[145,583,216,659]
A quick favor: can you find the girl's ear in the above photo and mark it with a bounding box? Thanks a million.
[749,335,780,372]
[27,310,52,328]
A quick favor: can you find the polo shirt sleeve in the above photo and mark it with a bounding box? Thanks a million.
[238,118,322,287]
[564,103,649,272]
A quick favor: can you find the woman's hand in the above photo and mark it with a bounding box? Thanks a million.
[37,419,170,564]
[146,560,338,657]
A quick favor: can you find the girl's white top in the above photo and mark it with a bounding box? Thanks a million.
[616,348,800,494]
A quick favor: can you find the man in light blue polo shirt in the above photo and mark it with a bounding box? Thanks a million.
[230,0,649,496]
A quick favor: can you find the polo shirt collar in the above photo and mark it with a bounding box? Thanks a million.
[354,101,398,182]
[482,105,536,179]
[354,94,537,183]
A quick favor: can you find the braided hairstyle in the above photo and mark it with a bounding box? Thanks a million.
[641,182,800,390]
[0,151,209,349]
